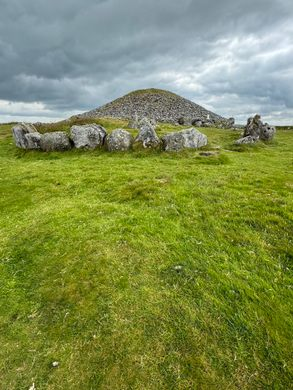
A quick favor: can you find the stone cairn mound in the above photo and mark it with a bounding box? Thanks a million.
[235,115,276,145]
[12,119,208,153]
[72,88,235,129]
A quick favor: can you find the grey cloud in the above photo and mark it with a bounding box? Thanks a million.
[0,0,292,123]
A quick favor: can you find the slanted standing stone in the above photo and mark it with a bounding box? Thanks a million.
[162,127,208,152]
[244,115,263,137]
[40,132,71,152]
[70,124,107,149]
[12,123,41,150]
[133,119,161,149]
[106,129,133,151]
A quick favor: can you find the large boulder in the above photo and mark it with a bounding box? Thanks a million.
[25,132,42,149]
[162,127,208,152]
[260,123,276,141]
[105,129,133,151]
[191,118,203,127]
[12,123,41,149]
[70,124,107,149]
[40,132,71,152]
[243,114,276,141]
[244,115,263,137]
[133,120,161,149]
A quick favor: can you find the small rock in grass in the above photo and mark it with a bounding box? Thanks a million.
[234,135,259,145]
[52,361,59,367]
[199,151,217,156]
[174,265,183,272]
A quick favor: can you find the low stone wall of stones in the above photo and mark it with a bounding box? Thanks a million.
[12,120,209,153]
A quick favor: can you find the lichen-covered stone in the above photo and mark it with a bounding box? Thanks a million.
[162,127,208,151]
[234,135,259,145]
[105,129,133,151]
[260,124,276,141]
[243,115,276,141]
[12,123,40,149]
[70,124,107,149]
[25,132,42,150]
[133,120,161,149]
[40,132,71,152]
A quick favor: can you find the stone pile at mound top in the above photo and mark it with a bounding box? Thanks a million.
[72,88,235,128]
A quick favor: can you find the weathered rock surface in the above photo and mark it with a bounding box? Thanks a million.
[162,127,208,151]
[133,119,161,149]
[70,124,107,149]
[106,129,133,151]
[40,132,72,152]
[191,119,202,127]
[235,135,259,145]
[25,132,42,149]
[243,115,276,141]
[260,123,276,141]
[12,123,41,149]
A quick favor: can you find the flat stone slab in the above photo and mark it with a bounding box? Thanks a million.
[70,124,107,149]
[162,127,208,151]
[40,132,72,152]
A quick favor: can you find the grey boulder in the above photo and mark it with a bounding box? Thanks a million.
[25,132,42,150]
[70,124,107,149]
[162,127,208,151]
[12,123,41,149]
[191,119,202,127]
[133,121,161,149]
[244,115,263,137]
[242,114,276,142]
[243,114,276,141]
[234,135,259,145]
[40,132,71,152]
[260,123,276,141]
[106,129,133,151]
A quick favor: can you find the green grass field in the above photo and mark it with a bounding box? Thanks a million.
[0,121,292,389]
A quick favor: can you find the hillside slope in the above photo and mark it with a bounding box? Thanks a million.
[76,88,227,125]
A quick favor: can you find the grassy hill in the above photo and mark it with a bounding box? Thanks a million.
[0,121,292,389]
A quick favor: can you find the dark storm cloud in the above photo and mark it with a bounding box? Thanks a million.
[0,0,292,123]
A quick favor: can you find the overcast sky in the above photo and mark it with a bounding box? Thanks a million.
[0,0,292,124]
